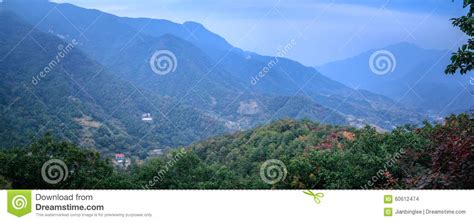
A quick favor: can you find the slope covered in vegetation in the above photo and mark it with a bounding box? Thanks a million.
[0,114,472,189]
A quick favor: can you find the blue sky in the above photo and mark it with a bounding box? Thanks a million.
[51,0,467,65]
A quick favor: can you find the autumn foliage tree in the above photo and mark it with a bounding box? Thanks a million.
[418,114,474,188]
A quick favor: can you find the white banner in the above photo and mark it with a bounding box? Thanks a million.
[0,190,472,221]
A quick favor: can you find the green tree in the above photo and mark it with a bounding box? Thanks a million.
[0,134,118,189]
[446,0,474,74]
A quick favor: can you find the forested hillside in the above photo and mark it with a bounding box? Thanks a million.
[1,114,472,189]
[0,11,227,157]
[4,0,426,131]
[0,0,472,190]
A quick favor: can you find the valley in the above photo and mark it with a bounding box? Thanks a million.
[0,0,472,190]
[0,0,444,159]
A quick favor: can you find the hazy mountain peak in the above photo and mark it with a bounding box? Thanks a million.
[317,42,473,115]
[4,0,430,132]
[182,21,204,28]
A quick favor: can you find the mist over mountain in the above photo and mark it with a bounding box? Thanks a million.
[6,0,427,126]
[317,42,474,116]
[1,0,454,157]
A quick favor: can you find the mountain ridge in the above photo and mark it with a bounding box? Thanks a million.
[0,11,230,157]
[317,42,474,115]
[4,0,428,134]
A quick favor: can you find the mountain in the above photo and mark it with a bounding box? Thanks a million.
[123,18,240,58]
[121,10,427,129]
[3,0,426,131]
[2,0,350,129]
[317,42,474,116]
[0,11,229,158]
[1,1,472,190]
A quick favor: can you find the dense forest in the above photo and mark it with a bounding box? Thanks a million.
[0,113,472,189]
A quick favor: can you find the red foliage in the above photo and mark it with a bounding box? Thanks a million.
[420,114,474,188]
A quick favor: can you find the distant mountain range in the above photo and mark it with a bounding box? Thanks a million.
[1,0,454,157]
[317,42,474,116]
